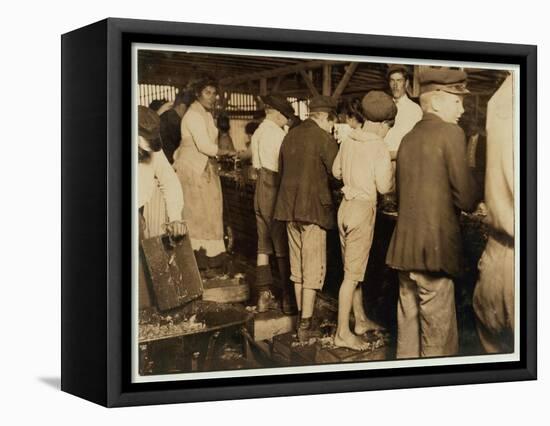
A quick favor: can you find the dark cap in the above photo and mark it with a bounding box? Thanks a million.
[420,68,470,95]
[138,105,161,140]
[309,95,337,113]
[386,64,410,79]
[260,94,295,118]
[361,91,398,122]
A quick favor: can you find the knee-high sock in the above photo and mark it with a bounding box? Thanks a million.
[255,264,273,293]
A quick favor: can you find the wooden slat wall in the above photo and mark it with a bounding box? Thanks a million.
[139,84,178,107]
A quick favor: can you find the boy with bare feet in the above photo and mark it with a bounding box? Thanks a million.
[332,91,396,350]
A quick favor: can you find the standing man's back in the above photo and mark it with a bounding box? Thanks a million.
[275,118,338,230]
[274,96,339,342]
[386,68,480,358]
[387,115,479,276]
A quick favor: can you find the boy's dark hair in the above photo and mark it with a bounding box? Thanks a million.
[337,98,365,124]
[174,89,192,107]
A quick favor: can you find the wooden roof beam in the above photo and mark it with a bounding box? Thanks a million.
[219,60,343,86]
[299,70,320,97]
[332,62,358,99]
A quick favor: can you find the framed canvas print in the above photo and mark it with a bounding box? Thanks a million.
[61,18,537,407]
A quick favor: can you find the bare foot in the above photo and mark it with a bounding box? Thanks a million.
[354,319,383,336]
[334,333,370,351]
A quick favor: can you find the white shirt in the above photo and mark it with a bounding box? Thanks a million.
[139,151,184,222]
[332,128,394,202]
[485,74,514,237]
[384,95,423,153]
[251,118,287,172]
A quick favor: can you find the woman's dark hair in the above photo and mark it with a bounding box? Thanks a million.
[193,75,218,96]
[217,114,231,133]
[245,121,260,136]
[337,98,365,124]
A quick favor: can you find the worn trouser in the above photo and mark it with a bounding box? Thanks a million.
[254,168,288,257]
[397,271,458,358]
[473,235,515,353]
[337,199,377,282]
[287,221,326,290]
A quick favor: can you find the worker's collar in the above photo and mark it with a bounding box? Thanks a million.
[263,117,282,129]
[394,94,409,104]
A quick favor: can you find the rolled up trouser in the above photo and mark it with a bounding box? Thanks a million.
[286,221,326,290]
[337,199,377,282]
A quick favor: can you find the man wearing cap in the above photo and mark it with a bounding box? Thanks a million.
[159,90,191,164]
[332,91,395,350]
[386,68,480,358]
[384,64,423,160]
[250,94,297,314]
[137,105,186,308]
[274,95,339,341]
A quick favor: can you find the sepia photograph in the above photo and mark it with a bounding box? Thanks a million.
[132,43,519,383]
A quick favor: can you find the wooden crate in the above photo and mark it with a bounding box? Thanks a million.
[272,332,317,366]
[247,310,297,341]
[202,275,249,304]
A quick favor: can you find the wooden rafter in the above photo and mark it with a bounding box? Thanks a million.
[219,60,343,87]
[332,62,359,99]
[260,78,268,96]
[299,69,320,96]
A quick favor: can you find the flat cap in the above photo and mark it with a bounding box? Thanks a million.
[309,95,337,113]
[138,105,161,140]
[361,90,398,122]
[260,94,295,118]
[420,68,470,95]
[386,64,410,79]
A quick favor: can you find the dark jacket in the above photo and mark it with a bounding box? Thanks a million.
[386,113,481,277]
[274,119,339,230]
[160,109,182,164]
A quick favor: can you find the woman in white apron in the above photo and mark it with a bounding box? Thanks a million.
[172,78,235,269]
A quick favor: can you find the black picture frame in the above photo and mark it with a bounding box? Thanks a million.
[61,17,537,407]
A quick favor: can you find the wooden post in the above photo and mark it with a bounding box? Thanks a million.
[323,64,332,96]
[218,85,228,110]
[260,78,268,96]
[272,75,283,92]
